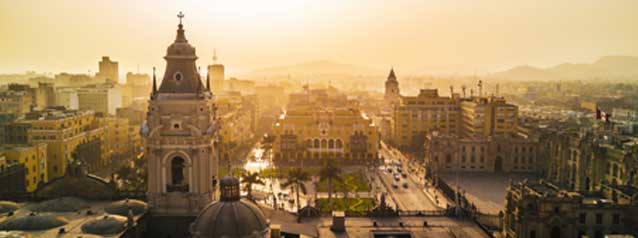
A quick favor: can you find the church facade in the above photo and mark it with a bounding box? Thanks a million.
[142,12,219,216]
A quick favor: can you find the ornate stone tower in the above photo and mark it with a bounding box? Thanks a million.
[142,12,218,215]
[384,68,400,105]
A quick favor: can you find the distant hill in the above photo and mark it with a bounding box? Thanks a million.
[243,60,383,78]
[490,56,638,80]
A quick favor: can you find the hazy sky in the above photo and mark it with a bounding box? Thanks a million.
[1,0,637,75]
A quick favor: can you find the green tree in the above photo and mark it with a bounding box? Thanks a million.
[319,159,343,210]
[282,168,311,213]
[241,172,265,201]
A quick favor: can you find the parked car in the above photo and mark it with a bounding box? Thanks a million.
[402,182,409,188]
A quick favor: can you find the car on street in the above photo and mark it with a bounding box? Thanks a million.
[401,172,407,178]
[394,174,401,181]
[402,182,409,188]
[392,182,399,189]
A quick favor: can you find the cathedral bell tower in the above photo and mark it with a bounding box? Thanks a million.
[142,12,218,215]
[384,68,400,105]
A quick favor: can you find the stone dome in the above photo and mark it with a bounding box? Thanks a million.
[81,215,127,235]
[0,231,32,238]
[28,197,89,213]
[0,201,20,214]
[190,174,269,238]
[0,213,68,231]
[104,199,148,216]
[190,199,270,238]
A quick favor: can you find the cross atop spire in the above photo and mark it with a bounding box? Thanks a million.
[177,11,185,25]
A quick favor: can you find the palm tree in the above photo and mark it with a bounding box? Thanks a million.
[319,159,343,210]
[241,172,265,201]
[282,168,311,213]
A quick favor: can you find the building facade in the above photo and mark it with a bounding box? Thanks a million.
[142,17,218,215]
[424,133,539,173]
[8,108,109,179]
[502,180,638,238]
[460,96,518,138]
[272,88,379,164]
[392,89,461,149]
[77,82,123,116]
[0,143,47,192]
[97,56,119,82]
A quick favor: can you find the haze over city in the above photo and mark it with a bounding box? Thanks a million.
[2,2,638,238]
[2,0,638,75]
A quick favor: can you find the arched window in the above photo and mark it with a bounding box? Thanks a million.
[314,139,320,148]
[321,139,327,148]
[306,139,312,148]
[328,139,335,149]
[171,157,185,185]
[336,139,343,148]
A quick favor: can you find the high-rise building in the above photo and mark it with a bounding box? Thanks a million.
[460,96,518,138]
[207,49,225,94]
[77,83,122,115]
[392,89,461,149]
[97,56,119,83]
[54,87,79,110]
[384,68,400,105]
[142,15,218,215]
[35,82,56,110]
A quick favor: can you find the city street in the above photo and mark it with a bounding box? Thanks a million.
[377,142,442,211]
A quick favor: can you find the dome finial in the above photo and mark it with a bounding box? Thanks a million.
[174,11,187,43]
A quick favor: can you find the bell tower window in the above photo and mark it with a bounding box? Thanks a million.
[174,71,183,81]
[167,156,189,192]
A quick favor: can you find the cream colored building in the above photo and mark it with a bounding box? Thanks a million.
[272,88,379,164]
[392,89,461,149]
[142,18,218,215]
[460,96,518,138]
[424,133,538,173]
[77,83,122,116]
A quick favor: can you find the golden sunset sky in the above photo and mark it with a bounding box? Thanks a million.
[1,0,637,75]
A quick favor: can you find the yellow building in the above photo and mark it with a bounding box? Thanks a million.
[460,96,518,138]
[272,88,379,164]
[97,117,130,156]
[0,143,48,192]
[392,89,461,149]
[14,108,109,178]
